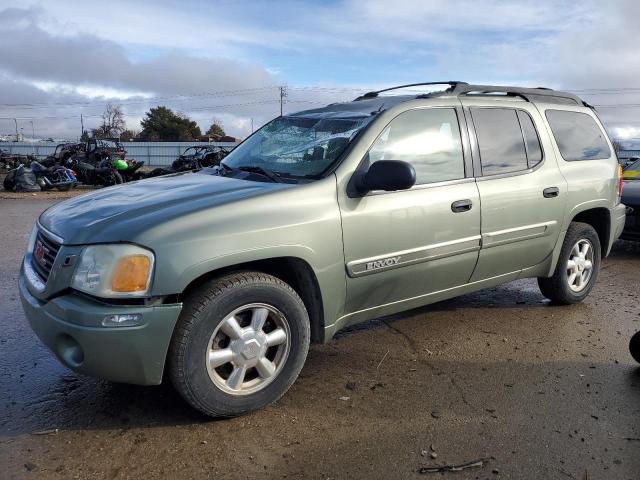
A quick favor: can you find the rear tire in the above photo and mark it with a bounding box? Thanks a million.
[169,271,310,417]
[538,222,601,304]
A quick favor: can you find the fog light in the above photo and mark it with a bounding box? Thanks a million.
[102,314,142,327]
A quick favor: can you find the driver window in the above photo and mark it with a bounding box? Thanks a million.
[368,108,465,185]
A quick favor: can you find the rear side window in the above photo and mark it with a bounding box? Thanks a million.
[517,111,543,168]
[368,108,465,185]
[472,108,527,175]
[545,110,611,161]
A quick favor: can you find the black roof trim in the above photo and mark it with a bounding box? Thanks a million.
[353,82,592,107]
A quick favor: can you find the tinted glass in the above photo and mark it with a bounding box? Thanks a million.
[472,108,528,175]
[545,110,611,161]
[517,110,543,168]
[368,108,464,184]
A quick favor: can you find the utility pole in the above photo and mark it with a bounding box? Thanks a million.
[30,120,34,140]
[279,86,287,116]
[13,118,18,141]
[80,114,84,138]
[251,118,254,133]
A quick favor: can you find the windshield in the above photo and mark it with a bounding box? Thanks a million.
[183,147,199,155]
[221,114,373,178]
[97,140,122,150]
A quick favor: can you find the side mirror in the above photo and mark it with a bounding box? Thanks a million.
[359,160,416,193]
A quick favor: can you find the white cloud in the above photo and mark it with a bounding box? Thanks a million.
[0,1,639,142]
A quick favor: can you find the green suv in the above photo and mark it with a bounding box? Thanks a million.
[20,82,626,417]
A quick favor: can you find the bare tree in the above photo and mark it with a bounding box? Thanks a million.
[206,117,225,137]
[91,103,126,138]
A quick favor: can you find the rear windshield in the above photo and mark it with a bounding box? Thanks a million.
[545,110,610,161]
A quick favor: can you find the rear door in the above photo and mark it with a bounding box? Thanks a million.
[461,100,567,280]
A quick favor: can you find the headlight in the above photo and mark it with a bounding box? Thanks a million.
[72,244,154,298]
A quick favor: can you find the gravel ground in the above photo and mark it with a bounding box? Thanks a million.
[0,199,638,480]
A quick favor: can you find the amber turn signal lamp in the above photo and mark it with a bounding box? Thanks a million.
[111,255,151,292]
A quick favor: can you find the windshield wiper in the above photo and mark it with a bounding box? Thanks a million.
[236,165,281,183]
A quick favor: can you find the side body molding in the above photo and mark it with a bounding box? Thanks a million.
[346,235,482,277]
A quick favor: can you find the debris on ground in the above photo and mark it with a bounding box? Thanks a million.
[31,428,59,436]
[417,457,491,474]
[339,396,350,401]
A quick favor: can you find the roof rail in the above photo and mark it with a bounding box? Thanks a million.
[353,82,590,107]
[449,84,588,106]
[354,82,468,101]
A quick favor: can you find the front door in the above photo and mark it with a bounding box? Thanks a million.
[339,105,481,319]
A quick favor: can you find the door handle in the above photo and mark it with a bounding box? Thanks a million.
[543,187,559,198]
[451,199,473,213]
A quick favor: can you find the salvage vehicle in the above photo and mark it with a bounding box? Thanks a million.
[0,150,37,170]
[145,145,231,178]
[64,156,123,187]
[620,159,640,240]
[3,162,76,192]
[20,82,626,417]
[41,143,84,168]
[113,158,145,182]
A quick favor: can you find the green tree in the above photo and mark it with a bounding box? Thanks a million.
[80,130,89,142]
[206,118,225,137]
[119,129,138,142]
[139,106,202,141]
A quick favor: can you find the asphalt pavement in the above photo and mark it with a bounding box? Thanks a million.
[1,198,639,479]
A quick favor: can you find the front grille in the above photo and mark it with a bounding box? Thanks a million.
[31,229,61,282]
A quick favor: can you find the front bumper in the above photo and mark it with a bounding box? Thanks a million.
[19,270,182,385]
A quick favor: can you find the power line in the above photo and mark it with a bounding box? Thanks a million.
[0,85,362,110]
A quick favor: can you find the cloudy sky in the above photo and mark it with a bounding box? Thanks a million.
[0,0,639,144]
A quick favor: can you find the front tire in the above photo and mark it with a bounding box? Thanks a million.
[168,272,310,417]
[538,222,601,304]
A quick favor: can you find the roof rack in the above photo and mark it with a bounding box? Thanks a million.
[448,84,587,106]
[354,82,467,101]
[354,82,590,107]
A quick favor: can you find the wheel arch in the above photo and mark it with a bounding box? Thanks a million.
[570,207,611,256]
[546,203,612,277]
[178,256,326,344]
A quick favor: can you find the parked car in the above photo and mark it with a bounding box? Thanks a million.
[622,157,640,180]
[19,82,626,418]
[621,158,640,240]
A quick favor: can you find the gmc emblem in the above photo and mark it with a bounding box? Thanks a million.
[34,240,49,266]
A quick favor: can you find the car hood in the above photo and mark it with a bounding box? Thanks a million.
[622,180,640,206]
[39,172,291,244]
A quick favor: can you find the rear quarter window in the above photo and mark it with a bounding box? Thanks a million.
[545,110,611,161]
